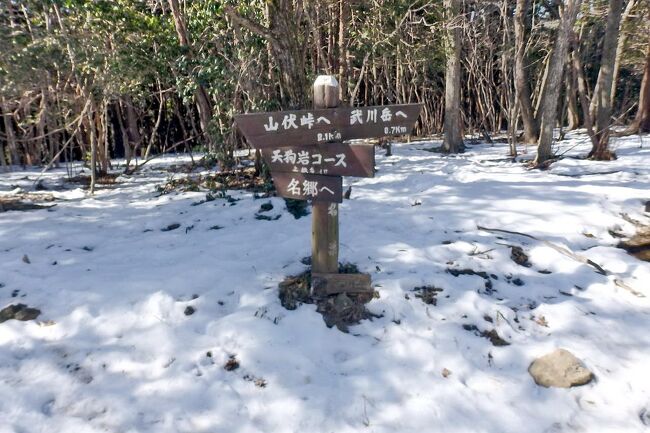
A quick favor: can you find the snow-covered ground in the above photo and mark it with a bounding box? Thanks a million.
[1,132,649,433]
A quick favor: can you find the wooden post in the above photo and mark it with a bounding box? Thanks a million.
[312,76,340,277]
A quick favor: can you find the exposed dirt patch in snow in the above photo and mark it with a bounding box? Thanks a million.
[413,285,444,305]
[619,226,650,261]
[155,167,272,195]
[0,192,56,212]
[0,303,41,323]
[67,172,120,187]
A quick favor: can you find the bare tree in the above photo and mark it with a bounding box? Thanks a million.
[224,2,309,107]
[571,31,598,148]
[1,97,19,165]
[514,0,539,143]
[443,0,464,153]
[590,0,624,160]
[633,45,650,133]
[338,0,350,102]
[610,0,637,109]
[535,0,582,165]
[168,0,215,153]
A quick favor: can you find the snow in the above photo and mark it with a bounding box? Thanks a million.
[314,75,340,87]
[1,132,649,433]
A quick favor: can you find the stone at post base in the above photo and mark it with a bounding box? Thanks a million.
[528,348,594,388]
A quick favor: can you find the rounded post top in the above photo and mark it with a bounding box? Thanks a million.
[313,75,339,88]
[313,75,340,109]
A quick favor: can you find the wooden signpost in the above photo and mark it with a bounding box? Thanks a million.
[234,76,422,295]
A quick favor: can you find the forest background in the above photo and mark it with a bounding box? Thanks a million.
[0,0,648,178]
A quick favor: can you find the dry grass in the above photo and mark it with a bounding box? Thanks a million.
[0,193,56,212]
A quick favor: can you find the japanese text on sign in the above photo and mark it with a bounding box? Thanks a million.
[261,143,375,178]
[286,178,336,198]
[270,149,346,175]
[262,107,410,132]
[271,173,343,203]
[234,103,423,149]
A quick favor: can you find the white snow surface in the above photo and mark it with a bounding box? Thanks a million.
[1,132,649,433]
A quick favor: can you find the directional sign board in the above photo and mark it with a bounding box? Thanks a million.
[234,102,422,202]
[234,103,422,149]
[261,143,375,178]
[271,173,343,203]
[233,75,423,295]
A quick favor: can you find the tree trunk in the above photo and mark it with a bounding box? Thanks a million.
[88,107,97,194]
[534,51,552,119]
[1,97,20,165]
[144,85,165,160]
[509,101,520,157]
[123,96,141,163]
[0,121,5,166]
[36,90,48,164]
[194,85,214,152]
[224,3,308,107]
[514,0,539,143]
[535,0,582,165]
[338,0,349,103]
[267,2,309,107]
[45,80,60,167]
[571,36,598,148]
[99,100,110,174]
[610,0,636,109]
[115,101,130,168]
[168,0,215,153]
[566,61,580,130]
[443,0,464,153]
[634,45,650,133]
[590,0,624,160]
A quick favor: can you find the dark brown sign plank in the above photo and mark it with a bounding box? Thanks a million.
[234,103,422,148]
[272,173,342,203]
[261,143,374,178]
[311,272,373,295]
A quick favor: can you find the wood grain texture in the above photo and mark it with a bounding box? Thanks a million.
[234,103,423,149]
[271,172,343,203]
[261,143,375,178]
[311,76,340,274]
[311,273,373,295]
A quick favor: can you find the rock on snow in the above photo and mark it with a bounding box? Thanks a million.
[528,348,593,388]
